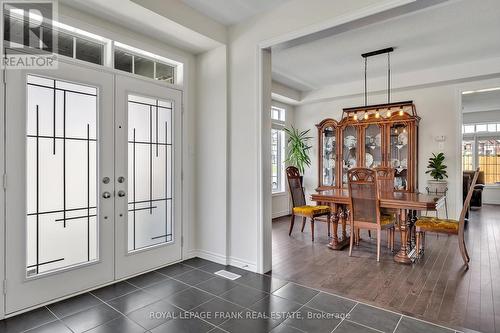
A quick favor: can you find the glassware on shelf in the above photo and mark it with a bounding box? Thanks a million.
[365,124,382,168]
[342,126,357,186]
[390,123,409,190]
[322,126,336,187]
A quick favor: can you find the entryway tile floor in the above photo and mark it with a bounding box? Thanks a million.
[0,258,473,333]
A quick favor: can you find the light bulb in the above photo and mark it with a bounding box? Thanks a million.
[399,110,404,116]
[386,110,391,117]
[375,110,380,118]
[364,112,369,120]
[353,114,358,121]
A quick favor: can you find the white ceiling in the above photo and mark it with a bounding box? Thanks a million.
[272,0,500,92]
[181,0,290,26]
[463,90,500,113]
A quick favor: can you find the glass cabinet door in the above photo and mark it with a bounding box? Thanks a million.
[390,123,409,190]
[342,125,358,186]
[322,126,336,187]
[364,124,383,168]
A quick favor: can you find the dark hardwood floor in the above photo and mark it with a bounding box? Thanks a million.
[271,205,500,333]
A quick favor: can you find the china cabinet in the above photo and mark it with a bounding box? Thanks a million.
[316,101,419,192]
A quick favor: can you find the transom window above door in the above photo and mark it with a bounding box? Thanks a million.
[2,9,181,84]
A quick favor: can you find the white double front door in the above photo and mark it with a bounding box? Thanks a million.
[4,60,182,314]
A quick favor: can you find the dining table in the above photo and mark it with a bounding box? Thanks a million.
[311,188,446,264]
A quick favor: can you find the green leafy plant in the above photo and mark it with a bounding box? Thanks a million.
[284,126,312,174]
[425,152,448,180]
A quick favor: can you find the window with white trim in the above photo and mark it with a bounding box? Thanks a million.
[462,122,500,184]
[271,106,286,193]
[3,10,180,84]
[3,9,106,65]
[114,42,176,83]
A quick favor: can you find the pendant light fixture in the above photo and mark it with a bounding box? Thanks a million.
[361,47,394,106]
[343,47,418,121]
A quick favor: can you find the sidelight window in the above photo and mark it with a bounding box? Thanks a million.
[271,106,286,193]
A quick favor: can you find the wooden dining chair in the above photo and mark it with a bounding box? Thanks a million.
[286,166,331,241]
[347,168,396,261]
[374,167,400,251]
[415,168,479,268]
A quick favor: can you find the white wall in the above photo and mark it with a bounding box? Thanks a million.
[193,45,229,263]
[463,110,500,124]
[271,100,295,219]
[483,187,500,205]
[295,78,500,220]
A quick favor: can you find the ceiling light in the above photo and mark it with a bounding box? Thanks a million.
[462,87,500,95]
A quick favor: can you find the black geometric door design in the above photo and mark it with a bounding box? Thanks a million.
[127,95,172,251]
[26,75,98,277]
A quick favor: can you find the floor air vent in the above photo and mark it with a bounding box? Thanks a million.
[214,270,241,280]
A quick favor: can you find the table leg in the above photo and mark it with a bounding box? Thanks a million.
[327,206,339,250]
[341,205,348,241]
[394,209,413,264]
[327,204,350,250]
[410,210,417,248]
[406,210,412,249]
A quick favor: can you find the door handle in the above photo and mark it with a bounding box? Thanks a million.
[102,191,111,199]
[118,190,126,197]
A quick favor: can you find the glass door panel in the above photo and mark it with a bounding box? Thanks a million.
[342,125,358,186]
[390,123,409,190]
[462,140,474,171]
[322,126,336,187]
[364,124,383,169]
[26,75,98,277]
[127,95,173,251]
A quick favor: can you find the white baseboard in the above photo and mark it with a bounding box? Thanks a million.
[272,210,291,219]
[227,256,257,273]
[185,249,228,265]
[185,249,257,273]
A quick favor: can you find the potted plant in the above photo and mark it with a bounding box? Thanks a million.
[284,126,312,183]
[426,152,448,193]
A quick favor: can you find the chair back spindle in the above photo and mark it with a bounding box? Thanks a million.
[286,166,306,208]
[373,167,395,195]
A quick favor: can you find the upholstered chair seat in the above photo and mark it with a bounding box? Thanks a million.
[415,216,459,233]
[292,205,331,217]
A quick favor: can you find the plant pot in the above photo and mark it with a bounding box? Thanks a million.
[427,180,448,194]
